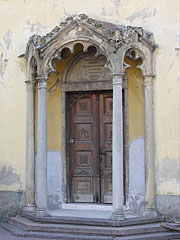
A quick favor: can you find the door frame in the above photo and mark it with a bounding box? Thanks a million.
[62,87,129,204]
[61,52,129,204]
[67,90,114,203]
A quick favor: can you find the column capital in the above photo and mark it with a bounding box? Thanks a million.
[25,80,36,91]
[112,72,124,85]
[36,76,48,89]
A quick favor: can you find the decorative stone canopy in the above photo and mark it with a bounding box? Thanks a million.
[24,14,158,219]
[25,14,158,79]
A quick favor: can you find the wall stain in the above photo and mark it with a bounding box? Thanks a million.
[18,58,26,73]
[168,61,174,71]
[101,7,107,17]
[24,21,46,34]
[157,158,180,184]
[114,0,121,17]
[3,31,12,50]
[126,8,156,22]
[30,22,46,33]
[0,166,22,188]
[26,20,30,25]
[0,53,3,79]
[0,41,8,81]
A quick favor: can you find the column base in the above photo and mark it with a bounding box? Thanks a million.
[36,208,48,217]
[143,208,158,218]
[111,210,125,221]
[23,204,36,213]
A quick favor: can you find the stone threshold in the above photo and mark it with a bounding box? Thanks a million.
[62,203,113,211]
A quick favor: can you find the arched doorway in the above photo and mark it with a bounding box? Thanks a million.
[63,47,114,203]
[24,14,158,219]
[61,47,129,204]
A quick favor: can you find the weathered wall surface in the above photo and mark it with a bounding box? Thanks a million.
[0,0,179,219]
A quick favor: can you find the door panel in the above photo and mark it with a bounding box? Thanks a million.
[69,93,98,202]
[99,93,113,203]
[68,91,113,203]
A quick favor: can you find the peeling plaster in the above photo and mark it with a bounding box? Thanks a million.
[157,158,180,185]
[175,34,180,56]
[0,53,3,79]
[30,22,46,33]
[126,8,156,22]
[63,8,70,18]
[0,41,8,81]
[0,166,22,188]
[24,20,47,34]
[101,7,107,17]
[26,20,30,25]
[18,58,26,73]
[3,30,12,50]
[125,191,145,216]
[127,137,145,215]
[168,61,174,71]
[114,0,121,17]
[114,0,121,8]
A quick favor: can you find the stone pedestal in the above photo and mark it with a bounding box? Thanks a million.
[111,73,125,221]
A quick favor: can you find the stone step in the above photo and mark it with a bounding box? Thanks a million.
[22,211,165,227]
[0,222,112,240]
[1,222,180,240]
[8,216,169,236]
[115,232,180,240]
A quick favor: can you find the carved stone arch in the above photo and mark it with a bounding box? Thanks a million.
[60,49,113,94]
[62,50,112,81]
[41,38,114,79]
[116,41,154,77]
[28,56,38,81]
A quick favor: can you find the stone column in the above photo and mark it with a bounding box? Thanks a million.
[36,76,48,216]
[111,73,125,220]
[143,75,158,217]
[24,80,36,212]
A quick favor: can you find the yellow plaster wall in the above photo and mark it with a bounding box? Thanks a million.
[126,59,145,143]
[34,45,83,153]
[34,76,62,153]
[0,0,179,195]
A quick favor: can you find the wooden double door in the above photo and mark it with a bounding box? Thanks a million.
[68,91,113,203]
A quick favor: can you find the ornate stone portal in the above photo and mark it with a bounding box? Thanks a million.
[24,14,158,219]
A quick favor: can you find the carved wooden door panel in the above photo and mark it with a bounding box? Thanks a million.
[99,92,113,203]
[68,91,114,203]
[69,93,99,202]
